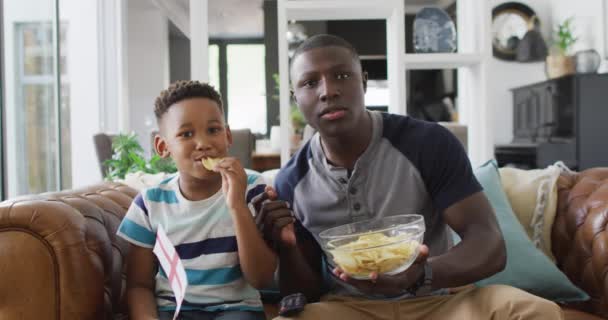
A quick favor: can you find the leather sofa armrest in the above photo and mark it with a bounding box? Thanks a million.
[553,168,608,318]
[0,197,108,319]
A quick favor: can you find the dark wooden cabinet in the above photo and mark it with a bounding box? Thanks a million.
[495,73,608,170]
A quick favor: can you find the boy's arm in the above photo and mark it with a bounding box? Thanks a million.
[231,205,278,289]
[215,158,278,289]
[126,244,159,320]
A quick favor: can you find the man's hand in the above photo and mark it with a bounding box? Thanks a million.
[331,244,429,296]
[251,186,296,249]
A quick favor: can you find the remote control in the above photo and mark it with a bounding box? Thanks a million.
[278,293,307,317]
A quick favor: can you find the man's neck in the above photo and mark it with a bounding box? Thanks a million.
[321,112,373,170]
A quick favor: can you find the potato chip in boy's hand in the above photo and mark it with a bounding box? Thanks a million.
[201,157,223,171]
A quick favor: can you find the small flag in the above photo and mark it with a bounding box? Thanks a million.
[153,225,188,320]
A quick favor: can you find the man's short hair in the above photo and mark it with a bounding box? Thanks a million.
[154,80,223,121]
[291,34,361,67]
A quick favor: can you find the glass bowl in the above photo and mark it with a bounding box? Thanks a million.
[319,214,425,279]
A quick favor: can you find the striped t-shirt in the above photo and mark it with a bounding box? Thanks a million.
[117,172,267,313]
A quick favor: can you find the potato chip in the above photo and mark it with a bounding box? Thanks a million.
[201,157,223,170]
[328,233,418,277]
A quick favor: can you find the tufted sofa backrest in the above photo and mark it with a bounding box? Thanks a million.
[553,168,608,318]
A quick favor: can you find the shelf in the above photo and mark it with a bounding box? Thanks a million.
[404,53,481,70]
[359,55,386,60]
[283,0,399,21]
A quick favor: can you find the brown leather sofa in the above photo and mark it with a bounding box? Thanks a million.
[1,169,607,320]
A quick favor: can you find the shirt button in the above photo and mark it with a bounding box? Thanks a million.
[353,203,361,211]
[349,187,357,194]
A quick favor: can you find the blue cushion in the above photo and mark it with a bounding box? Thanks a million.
[455,160,588,302]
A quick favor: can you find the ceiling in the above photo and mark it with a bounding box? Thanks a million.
[168,0,452,39]
[174,0,265,38]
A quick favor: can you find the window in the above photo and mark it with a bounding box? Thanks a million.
[209,40,267,136]
[208,44,220,91]
[3,13,70,196]
[226,44,267,135]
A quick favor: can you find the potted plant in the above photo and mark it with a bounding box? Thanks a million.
[546,17,577,79]
[104,133,176,181]
[272,73,307,149]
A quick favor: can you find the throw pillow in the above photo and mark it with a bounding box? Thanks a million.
[117,171,174,191]
[457,160,588,302]
[499,165,561,260]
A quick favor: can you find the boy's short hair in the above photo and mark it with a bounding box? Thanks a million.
[154,80,223,121]
[291,34,361,68]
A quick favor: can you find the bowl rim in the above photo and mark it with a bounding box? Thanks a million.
[326,233,423,252]
[318,214,425,243]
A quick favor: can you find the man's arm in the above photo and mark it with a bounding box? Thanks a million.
[278,226,324,301]
[253,189,324,302]
[126,244,159,320]
[429,191,506,289]
[331,191,505,296]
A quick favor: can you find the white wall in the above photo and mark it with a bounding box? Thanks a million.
[63,0,103,187]
[551,0,606,57]
[126,0,170,157]
[490,0,553,145]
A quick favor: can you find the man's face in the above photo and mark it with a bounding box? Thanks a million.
[155,98,232,180]
[290,46,367,138]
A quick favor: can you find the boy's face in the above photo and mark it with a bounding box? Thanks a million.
[290,46,367,138]
[155,97,232,180]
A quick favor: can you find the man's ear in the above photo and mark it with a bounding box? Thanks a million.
[154,134,170,158]
[362,71,368,93]
[225,125,233,148]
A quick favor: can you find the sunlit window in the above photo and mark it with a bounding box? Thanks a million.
[226,44,267,135]
[208,44,220,91]
[10,22,71,196]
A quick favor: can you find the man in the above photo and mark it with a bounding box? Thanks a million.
[256,34,563,319]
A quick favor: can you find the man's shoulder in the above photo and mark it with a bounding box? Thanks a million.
[381,113,445,139]
[380,113,453,152]
[274,140,314,192]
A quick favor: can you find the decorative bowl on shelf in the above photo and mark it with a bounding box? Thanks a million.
[413,7,457,53]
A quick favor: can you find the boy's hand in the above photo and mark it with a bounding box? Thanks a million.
[252,186,296,249]
[213,157,247,211]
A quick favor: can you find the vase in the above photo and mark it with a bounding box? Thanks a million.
[545,55,575,79]
[574,49,601,74]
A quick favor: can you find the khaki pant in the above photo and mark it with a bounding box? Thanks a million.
[274,285,563,320]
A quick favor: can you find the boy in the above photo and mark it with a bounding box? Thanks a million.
[117,80,276,320]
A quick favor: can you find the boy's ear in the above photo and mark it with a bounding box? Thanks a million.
[154,134,170,158]
[225,125,233,148]
[290,89,297,104]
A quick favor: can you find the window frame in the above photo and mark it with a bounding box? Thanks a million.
[0,0,5,200]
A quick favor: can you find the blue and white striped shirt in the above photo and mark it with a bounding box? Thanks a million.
[117,173,267,313]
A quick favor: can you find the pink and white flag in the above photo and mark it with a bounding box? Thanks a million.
[153,225,188,320]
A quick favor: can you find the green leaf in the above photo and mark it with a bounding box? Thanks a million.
[104,133,178,180]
